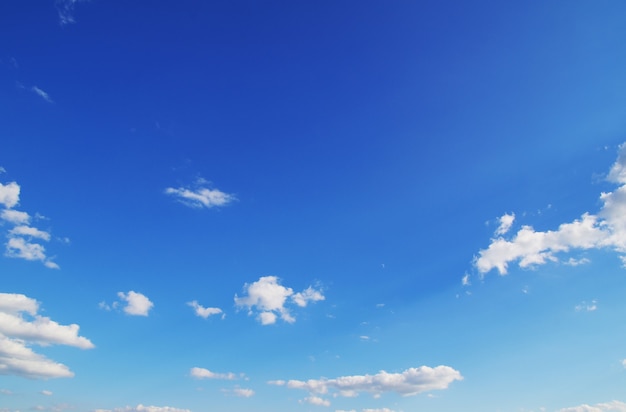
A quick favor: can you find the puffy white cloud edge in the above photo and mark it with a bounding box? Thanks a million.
[475,143,626,275]
[0,293,94,379]
[269,365,462,398]
[234,276,324,325]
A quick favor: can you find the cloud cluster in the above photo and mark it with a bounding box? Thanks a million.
[164,178,235,209]
[0,176,59,269]
[270,365,462,406]
[0,293,94,379]
[558,400,626,412]
[475,143,626,275]
[234,276,324,325]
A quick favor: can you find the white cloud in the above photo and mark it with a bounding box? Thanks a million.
[564,257,591,266]
[269,366,462,398]
[94,405,191,412]
[622,359,626,368]
[476,143,626,275]
[461,273,470,286]
[1,210,30,224]
[187,301,222,319]
[9,226,51,241]
[5,237,58,269]
[558,400,626,412]
[495,213,515,236]
[292,286,325,307]
[40,390,53,396]
[0,182,20,208]
[575,300,597,312]
[117,291,153,316]
[300,396,330,407]
[30,86,53,103]
[164,179,235,209]
[0,293,94,379]
[234,276,324,325]
[1,178,60,269]
[190,367,238,380]
[362,409,397,412]
[225,388,255,398]
[335,410,356,412]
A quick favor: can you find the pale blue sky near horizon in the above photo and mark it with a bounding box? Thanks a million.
[2,1,626,411]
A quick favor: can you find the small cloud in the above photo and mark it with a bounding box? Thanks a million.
[117,291,153,316]
[558,400,626,412]
[0,181,20,208]
[292,286,325,307]
[0,167,5,174]
[0,389,12,395]
[187,300,223,319]
[1,209,30,224]
[222,387,255,398]
[564,257,591,266]
[165,178,235,209]
[31,86,53,103]
[376,303,385,308]
[495,213,515,236]
[300,396,330,407]
[40,390,53,396]
[575,300,598,312]
[190,367,239,380]
[621,359,626,368]
[359,335,370,341]
[461,273,471,286]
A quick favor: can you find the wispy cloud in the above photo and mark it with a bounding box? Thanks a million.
[0,293,94,379]
[55,0,90,26]
[220,387,255,398]
[190,367,241,380]
[165,178,235,209]
[269,365,462,398]
[475,142,626,276]
[30,86,53,103]
[575,300,598,312]
[299,396,330,406]
[234,276,324,325]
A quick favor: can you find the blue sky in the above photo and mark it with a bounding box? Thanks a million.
[2,1,626,411]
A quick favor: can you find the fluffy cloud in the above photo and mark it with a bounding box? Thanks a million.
[575,300,597,312]
[1,210,29,224]
[0,182,20,208]
[558,400,626,412]
[269,366,462,398]
[94,405,191,412]
[475,143,626,275]
[117,291,153,316]
[187,301,222,319]
[234,276,324,325]
[1,177,59,269]
[190,367,238,380]
[164,178,235,209]
[0,293,94,379]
